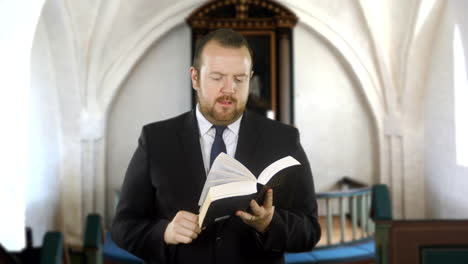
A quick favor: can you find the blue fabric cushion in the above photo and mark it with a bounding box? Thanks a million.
[103,232,144,264]
[285,251,317,263]
[371,184,392,220]
[355,240,375,252]
[285,240,375,264]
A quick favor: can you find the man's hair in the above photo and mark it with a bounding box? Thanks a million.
[192,28,253,72]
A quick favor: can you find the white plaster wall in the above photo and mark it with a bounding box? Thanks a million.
[289,0,377,85]
[24,0,453,243]
[0,0,47,250]
[96,0,183,68]
[294,24,377,192]
[27,19,62,246]
[106,25,192,223]
[424,0,468,219]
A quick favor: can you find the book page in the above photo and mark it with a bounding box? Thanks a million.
[198,153,256,206]
[257,156,300,185]
[212,153,255,179]
[198,170,254,206]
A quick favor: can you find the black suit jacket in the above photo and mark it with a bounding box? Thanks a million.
[111,109,321,264]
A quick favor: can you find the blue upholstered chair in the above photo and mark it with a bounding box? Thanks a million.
[285,239,375,264]
[285,185,375,264]
[40,232,66,264]
[103,232,144,264]
[83,213,104,264]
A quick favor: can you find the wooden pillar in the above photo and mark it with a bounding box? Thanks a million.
[279,33,291,124]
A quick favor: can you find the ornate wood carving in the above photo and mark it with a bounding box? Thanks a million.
[187,0,298,32]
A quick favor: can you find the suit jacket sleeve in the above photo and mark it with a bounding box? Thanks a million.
[111,127,170,263]
[256,128,321,253]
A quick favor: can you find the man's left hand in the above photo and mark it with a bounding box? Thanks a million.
[236,189,274,233]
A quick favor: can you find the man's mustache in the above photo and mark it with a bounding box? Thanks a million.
[217,96,237,103]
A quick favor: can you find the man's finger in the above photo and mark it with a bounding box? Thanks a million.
[249,199,264,216]
[180,219,201,234]
[264,189,273,210]
[176,225,199,239]
[175,234,192,244]
[236,210,254,222]
[179,211,199,222]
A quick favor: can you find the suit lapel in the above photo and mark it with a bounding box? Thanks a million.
[235,110,262,174]
[179,110,207,209]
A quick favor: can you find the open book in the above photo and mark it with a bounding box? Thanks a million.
[198,153,301,228]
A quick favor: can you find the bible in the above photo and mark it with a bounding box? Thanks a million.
[198,153,301,228]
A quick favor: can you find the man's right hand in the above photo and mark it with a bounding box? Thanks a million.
[164,211,202,245]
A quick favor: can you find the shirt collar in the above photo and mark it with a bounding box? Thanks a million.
[196,104,242,136]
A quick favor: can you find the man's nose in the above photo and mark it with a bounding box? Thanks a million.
[221,78,236,94]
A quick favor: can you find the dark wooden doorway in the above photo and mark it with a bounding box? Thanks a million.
[186,0,298,125]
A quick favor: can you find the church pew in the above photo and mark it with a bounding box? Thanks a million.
[372,184,468,264]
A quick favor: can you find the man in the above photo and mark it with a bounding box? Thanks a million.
[111,28,321,263]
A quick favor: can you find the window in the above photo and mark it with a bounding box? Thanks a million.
[454,25,468,167]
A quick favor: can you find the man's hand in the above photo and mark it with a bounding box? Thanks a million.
[164,211,202,245]
[236,189,275,233]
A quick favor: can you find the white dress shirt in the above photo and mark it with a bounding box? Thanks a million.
[196,105,242,175]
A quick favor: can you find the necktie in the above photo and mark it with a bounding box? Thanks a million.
[210,125,227,168]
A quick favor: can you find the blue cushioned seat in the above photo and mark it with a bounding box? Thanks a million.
[103,232,144,264]
[285,239,375,264]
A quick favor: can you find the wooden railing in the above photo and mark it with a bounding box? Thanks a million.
[316,186,375,247]
[114,183,375,249]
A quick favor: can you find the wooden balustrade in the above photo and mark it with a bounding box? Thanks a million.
[316,187,375,247]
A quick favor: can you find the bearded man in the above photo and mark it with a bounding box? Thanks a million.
[111,28,321,264]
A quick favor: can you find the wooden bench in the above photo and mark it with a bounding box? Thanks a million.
[372,184,468,264]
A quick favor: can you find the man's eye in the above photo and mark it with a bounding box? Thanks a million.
[211,76,222,81]
[235,78,245,83]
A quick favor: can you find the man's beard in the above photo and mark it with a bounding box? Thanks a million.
[198,94,246,126]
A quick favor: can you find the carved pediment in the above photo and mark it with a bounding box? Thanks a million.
[186,0,297,30]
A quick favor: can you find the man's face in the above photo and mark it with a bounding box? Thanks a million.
[190,41,252,126]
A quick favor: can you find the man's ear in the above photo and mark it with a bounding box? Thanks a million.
[190,67,199,90]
